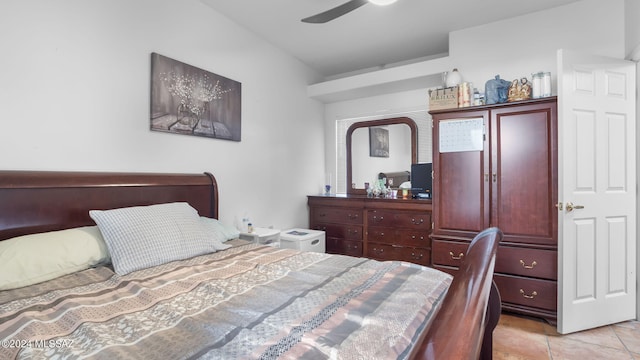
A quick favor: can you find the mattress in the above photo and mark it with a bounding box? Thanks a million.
[0,242,451,359]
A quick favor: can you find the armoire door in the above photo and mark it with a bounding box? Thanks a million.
[431,109,490,239]
[490,100,558,247]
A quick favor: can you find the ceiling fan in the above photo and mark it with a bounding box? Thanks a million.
[302,0,398,24]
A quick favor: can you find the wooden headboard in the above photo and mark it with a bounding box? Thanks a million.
[0,170,218,241]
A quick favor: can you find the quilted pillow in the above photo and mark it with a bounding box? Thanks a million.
[0,226,110,290]
[90,202,216,275]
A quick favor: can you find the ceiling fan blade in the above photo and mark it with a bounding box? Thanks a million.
[302,0,369,23]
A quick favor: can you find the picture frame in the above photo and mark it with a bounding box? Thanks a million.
[369,127,389,158]
[149,53,242,141]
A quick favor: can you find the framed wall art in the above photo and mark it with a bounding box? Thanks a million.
[369,127,389,158]
[150,53,242,141]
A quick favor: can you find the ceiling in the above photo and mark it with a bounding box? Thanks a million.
[201,0,581,80]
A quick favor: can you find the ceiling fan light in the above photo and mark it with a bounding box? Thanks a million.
[368,0,397,6]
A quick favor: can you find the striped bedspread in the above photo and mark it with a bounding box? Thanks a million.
[0,242,452,359]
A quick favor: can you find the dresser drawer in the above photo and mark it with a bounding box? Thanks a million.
[312,207,362,224]
[493,274,557,312]
[368,210,431,230]
[397,229,431,248]
[368,227,431,248]
[367,243,430,266]
[496,246,557,280]
[311,223,362,241]
[432,239,468,267]
[326,237,362,257]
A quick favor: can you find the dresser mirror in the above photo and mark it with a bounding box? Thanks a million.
[346,117,418,195]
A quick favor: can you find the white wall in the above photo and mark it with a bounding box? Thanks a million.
[324,0,626,188]
[0,0,325,230]
[625,0,640,59]
[449,0,625,96]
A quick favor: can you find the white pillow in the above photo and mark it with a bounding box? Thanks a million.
[0,226,110,290]
[200,217,239,243]
[90,202,217,275]
[199,217,232,250]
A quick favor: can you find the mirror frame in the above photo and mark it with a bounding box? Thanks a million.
[346,117,418,195]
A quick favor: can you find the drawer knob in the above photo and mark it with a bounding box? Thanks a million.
[347,243,359,250]
[449,251,464,260]
[319,213,327,217]
[410,252,423,260]
[348,213,359,220]
[373,216,384,222]
[411,218,424,225]
[519,289,538,299]
[373,247,384,255]
[347,229,358,235]
[520,260,538,269]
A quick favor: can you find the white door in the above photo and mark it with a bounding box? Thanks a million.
[557,49,636,334]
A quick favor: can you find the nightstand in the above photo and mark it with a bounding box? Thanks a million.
[280,228,326,253]
[239,227,281,246]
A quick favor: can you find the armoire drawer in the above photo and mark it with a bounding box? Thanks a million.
[367,243,430,266]
[326,237,362,257]
[431,239,468,267]
[312,223,362,241]
[312,207,362,225]
[496,246,557,280]
[368,210,431,230]
[493,274,557,312]
[368,227,431,248]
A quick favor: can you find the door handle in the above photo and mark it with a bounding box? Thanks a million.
[566,202,585,212]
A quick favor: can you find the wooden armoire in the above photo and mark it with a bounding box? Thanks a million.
[430,97,558,323]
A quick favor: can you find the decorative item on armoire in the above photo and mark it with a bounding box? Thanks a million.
[429,87,459,110]
[531,71,552,98]
[484,75,511,104]
[457,82,474,107]
[507,77,533,102]
[149,53,242,141]
[445,68,463,88]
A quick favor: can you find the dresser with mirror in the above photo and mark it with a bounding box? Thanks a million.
[308,116,433,266]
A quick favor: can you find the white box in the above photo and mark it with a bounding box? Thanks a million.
[239,227,280,245]
[280,228,326,253]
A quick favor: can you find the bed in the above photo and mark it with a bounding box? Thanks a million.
[0,170,501,360]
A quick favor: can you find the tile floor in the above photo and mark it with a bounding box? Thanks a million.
[493,313,640,359]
